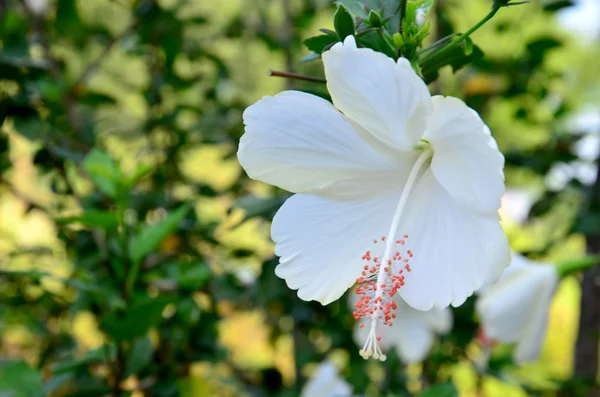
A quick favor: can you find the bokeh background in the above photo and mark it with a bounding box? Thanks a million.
[0,0,599,396]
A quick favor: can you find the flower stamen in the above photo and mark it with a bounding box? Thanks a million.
[353,150,432,361]
[354,236,414,361]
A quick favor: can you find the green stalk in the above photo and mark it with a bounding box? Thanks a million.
[556,254,600,278]
[399,0,408,32]
[420,6,500,64]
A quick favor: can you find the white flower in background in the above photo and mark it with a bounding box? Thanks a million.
[500,189,535,224]
[353,294,452,363]
[300,361,352,397]
[238,36,510,359]
[476,253,559,363]
[25,0,49,15]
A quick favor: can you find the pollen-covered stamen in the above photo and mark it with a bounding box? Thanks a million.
[353,150,432,362]
[354,236,414,361]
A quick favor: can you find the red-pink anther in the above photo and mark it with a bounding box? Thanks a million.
[354,235,416,361]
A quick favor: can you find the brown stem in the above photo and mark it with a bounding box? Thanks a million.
[113,343,126,396]
[267,70,326,84]
[575,159,600,396]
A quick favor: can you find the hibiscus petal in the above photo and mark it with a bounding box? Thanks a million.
[397,170,511,311]
[322,36,432,151]
[514,301,551,363]
[393,314,434,363]
[300,361,352,397]
[424,96,505,215]
[416,306,453,334]
[476,255,558,363]
[477,273,541,342]
[272,189,404,305]
[239,90,399,194]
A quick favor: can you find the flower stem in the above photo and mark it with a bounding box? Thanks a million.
[399,0,408,32]
[420,6,500,64]
[556,254,600,278]
[267,70,326,84]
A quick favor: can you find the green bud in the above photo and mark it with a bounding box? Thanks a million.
[463,37,474,56]
[334,4,355,40]
[368,10,383,28]
[393,32,404,49]
[417,21,431,42]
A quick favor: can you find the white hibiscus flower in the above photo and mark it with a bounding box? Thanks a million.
[353,293,452,363]
[476,253,559,363]
[300,361,352,397]
[238,36,510,360]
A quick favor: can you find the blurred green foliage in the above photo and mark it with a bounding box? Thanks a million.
[0,0,599,396]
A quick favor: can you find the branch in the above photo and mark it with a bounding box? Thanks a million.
[267,70,326,84]
[69,10,149,92]
[420,5,500,65]
[18,0,83,135]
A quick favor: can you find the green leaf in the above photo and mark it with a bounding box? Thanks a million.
[418,383,458,397]
[0,361,43,397]
[83,149,122,199]
[101,297,171,342]
[336,0,368,18]
[234,195,287,223]
[55,210,119,230]
[125,337,154,376]
[12,114,45,141]
[41,373,73,395]
[177,265,212,290]
[53,347,115,374]
[303,35,339,54]
[357,30,398,59]
[362,0,402,32]
[126,163,154,188]
[55,0,85,44]
[129,204,191,264]
[79,92,117,106]
[334,4,355,40]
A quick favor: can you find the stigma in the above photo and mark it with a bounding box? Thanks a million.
[353,235,414,361]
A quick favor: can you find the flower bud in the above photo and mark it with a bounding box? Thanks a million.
[368,10,383,28]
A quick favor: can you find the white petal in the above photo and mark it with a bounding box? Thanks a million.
[397,170,511,310]
[513,299,551,363]
[424,96,505,215]
[476,254,558,363]
[393,313,435,363]
[322,36,432,151]
[240,90,399,194]
[416,305,453,334]
[272,188,404,305]
[300,361,352,397]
